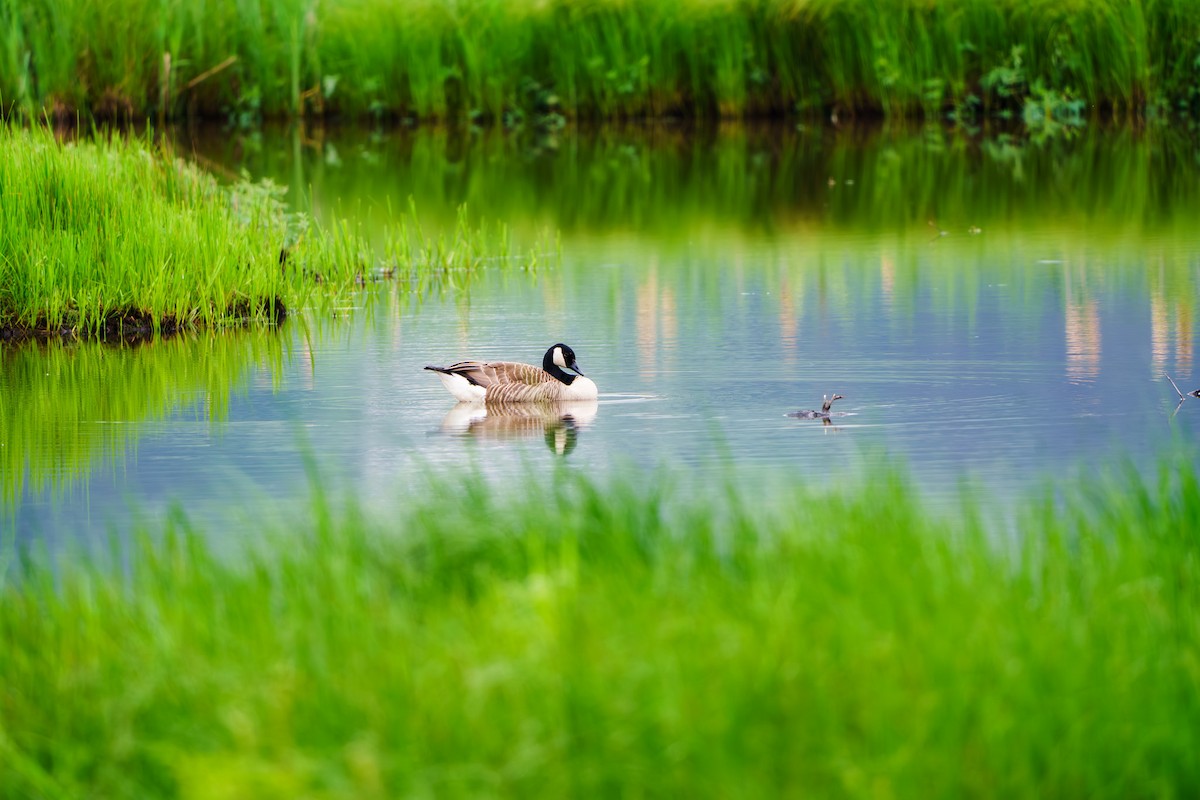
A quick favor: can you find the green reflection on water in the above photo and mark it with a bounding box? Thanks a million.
[0,329,290,506]
[186,124,1200,244]
[183,122,1200,333]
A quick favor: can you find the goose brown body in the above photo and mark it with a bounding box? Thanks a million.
[425,344,598,403]
[431,360,581,403]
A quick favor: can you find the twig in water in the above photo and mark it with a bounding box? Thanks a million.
[1165,373,1200,418]
[1166,373,1186,401]
[1165,373,1200,401]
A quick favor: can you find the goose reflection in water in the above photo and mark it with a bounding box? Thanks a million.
[440,399,599,455]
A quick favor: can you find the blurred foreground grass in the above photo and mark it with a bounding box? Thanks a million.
[2,462,1198,798]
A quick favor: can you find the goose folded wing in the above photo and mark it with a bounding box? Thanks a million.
[443,360,549,388]
[484,361,551,386]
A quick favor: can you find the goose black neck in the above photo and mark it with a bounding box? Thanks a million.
[545,363,576,385]
[543,349,577,385]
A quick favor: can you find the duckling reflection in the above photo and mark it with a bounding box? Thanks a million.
[440,399,599,455]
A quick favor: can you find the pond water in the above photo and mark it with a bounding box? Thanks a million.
[5,124,1200,545]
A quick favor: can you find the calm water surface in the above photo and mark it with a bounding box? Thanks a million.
[5,125,1200,544]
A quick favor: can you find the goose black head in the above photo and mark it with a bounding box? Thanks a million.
[544,343,584,384]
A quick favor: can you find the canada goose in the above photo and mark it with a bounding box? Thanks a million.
[425,343,598,403]
[787,394,845,419]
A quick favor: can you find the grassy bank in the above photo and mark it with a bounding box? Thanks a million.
[2,0,1199,125]
[2,464,1199,797]
[0,125,549,338]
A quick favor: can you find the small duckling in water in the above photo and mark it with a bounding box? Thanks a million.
[788,394,845,419]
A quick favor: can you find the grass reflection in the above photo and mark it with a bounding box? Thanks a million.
[0,329,288,506]
[193,124,1200,246]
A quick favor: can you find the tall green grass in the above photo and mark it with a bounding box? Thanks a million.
[0,125,552,337]
[2,462,1199,797]
[3,0,1200,124]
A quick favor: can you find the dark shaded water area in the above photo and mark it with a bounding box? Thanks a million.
[5,123,1200,545]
